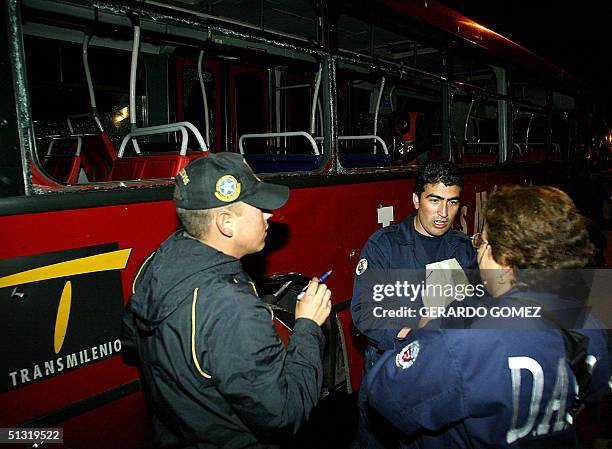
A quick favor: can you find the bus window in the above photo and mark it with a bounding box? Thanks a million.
[552,92,576,160]
[204,0,318,43]
[24,33,141,184]
[512,80,547,108]
[336,61,443,168]
[512,110,548,161]
[24,2,329,183]
[453,54,498,91]
[451,57,500,164]
[337,14,443,75]
[229,55,324,173]
[451,89,500,164]
[511,80,550,161]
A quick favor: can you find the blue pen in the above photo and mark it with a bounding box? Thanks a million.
[297,270,332,300]
[317,270,332,283]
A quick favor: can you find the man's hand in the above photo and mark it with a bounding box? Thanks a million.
[295,278,332,326]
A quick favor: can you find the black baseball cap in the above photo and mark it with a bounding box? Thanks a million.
[174,152,289,210]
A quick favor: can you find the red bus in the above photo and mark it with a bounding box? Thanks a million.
[0,0,591,446]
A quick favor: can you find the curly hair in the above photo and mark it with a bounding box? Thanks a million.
[414,160,463,196]
[485,185,594,269]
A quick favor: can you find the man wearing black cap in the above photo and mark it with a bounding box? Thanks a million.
[122,153,332,448]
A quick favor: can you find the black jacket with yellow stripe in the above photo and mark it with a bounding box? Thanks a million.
[122,230,325,448]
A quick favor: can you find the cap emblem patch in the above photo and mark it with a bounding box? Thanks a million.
[215,175,241,202]
[178,168,190,185]
[395,341,420,369]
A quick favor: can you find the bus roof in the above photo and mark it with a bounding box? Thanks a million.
[379,0,582,91]
[136,0,584,92]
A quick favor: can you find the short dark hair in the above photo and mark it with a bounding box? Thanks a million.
[174,185,214,238]
[414,160,463,196]
[174,184,241,239]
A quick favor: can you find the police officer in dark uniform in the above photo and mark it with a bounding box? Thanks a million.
[351,160,477,448]
[122,153,332,448]
[365,185,611,448]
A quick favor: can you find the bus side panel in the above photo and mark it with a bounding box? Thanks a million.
[59,391,150,448]
[0,201,178,430]
[0,166,534,442]
[256,180,414,389]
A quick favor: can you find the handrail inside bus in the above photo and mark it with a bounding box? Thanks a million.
[47,136,84,157]
[123,17,206,158]
[198,49,211,149]
[118,122,208,157]
[464,97,476,144]
[310,65,322,135]
[373,76,385,152]
[82,34,104,129]
[129,20,140,133]
[239,131,320,155]
[526,113,534,145]
[513,143,524,156]
[322,135,389,155]
[67,113,104,134]
[129,18,141,153]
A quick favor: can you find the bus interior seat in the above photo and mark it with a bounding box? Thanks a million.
[80,131,117,182]
[108,153,191,181]
[244,154,322,173]
[41,137,84,184]
[337,133,392,168]
[109,122,208,180]
[42,154,82,184]
[339,153,391,168]
[186,150,210,163]
[239,131,322,173]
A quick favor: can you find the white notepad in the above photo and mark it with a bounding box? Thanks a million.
[423,258,470,309]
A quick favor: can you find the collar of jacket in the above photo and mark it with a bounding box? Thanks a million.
[179,231,243,275]
[128,231,245,331]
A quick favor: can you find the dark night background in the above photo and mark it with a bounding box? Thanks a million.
[439,1,612,129]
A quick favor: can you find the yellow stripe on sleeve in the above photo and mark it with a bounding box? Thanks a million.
[191,288,212,379]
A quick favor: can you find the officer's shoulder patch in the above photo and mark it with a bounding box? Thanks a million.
[396,340,420,369]
[355,258,368,276]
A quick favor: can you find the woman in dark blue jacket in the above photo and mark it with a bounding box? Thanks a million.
[365,185,611,449]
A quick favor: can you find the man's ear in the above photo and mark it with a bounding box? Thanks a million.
[412,192,420,210]
[215,209,235,238]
